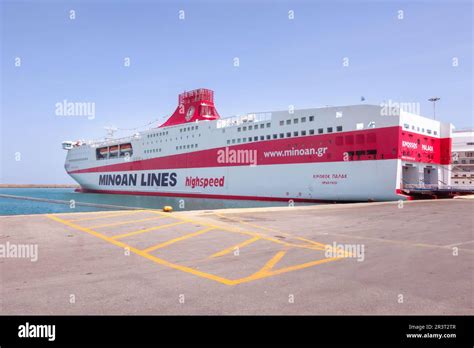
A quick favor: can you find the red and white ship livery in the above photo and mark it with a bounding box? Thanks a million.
[63,88,453,202]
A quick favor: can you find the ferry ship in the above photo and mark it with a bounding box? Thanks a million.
[62,88,453,202]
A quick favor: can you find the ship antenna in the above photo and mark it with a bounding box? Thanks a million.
[104,126,118,139]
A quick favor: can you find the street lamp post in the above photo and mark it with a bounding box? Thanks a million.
[428,97,440,120]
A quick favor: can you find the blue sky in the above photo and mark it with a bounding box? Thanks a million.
[1,0,472,184]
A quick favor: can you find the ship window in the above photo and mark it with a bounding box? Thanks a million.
[266,135,271,140]
[273,134,278,139]
[254,136,258,141]
[422,128,425,132]
[427,129,432,134]
[309,129,314,135]
[318,128,323,134]
[327,127,333,133]
[309,116,314,121]
[367,149,377,155]
[286,132,291,138]
[248,137,253,142]
[294,119,298,124]
[227,140,230,144]
[294,131,299,136]
[243,126,247,131]
[232,139,236,144]
[356,150,366,156]
[301,130,306,136]
[434,131,438,135]
[266,122,271,128]
[260,124,264,129]
[260,136,264,140]
[404,124,409,129]
[280,121,284,126]
[286,120,291,125]
[336,126,343,132]
[345,135,354,145]
[238,127,241,132]
[249,125,253,130]
[301,117,306,123]
[280,133,284,138]
[237,138,241,143]
[356,134,365,144]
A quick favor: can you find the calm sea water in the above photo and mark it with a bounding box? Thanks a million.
[0,188,313,216]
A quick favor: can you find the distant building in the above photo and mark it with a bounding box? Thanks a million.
[451,129,474,186]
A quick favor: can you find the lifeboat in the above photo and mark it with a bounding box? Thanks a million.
[120,143,132,152]
[99,147,109,155]
[109,145,119,153]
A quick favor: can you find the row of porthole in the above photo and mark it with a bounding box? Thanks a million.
[176,144,198,150]
[403,123,438,136]
[144,148,162,154]
[228,126,343,145]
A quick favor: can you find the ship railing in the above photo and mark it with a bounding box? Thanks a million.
[216,112,272,129]
[86,133,142,148]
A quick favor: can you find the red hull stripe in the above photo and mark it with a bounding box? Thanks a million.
[76,188,365,203]
[69,126,450,174]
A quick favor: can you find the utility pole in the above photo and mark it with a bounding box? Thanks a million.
[428,97,440,120]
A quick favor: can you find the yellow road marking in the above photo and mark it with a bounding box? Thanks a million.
[46,211,346,286]
[68,210,144,222]
[142,227,215,253]
[210,236,261,258]
[212,212,328,249]
[231,257,343,285]
[89,216,166,229]
[111,221,188,240]
[146,210,326,252]
[46,214,235,285]
[260,250,287,272]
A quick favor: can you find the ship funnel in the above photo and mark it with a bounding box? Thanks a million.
[159,88,220,127]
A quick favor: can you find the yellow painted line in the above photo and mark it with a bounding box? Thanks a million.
[210,236,261,258]
[46,214,235,285]
[146,211,327,252]
[142,227,215,253]
[259,250,287,272]
[111,221,188,240]
[89,216,166,229]
[230,257,343,285]
[213,212,328,249]
[47,213,346,286]
[67,210,144,222]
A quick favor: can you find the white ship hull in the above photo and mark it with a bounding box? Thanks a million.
[70,159,401,202]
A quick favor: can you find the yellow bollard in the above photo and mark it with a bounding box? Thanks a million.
[163,206,173,212]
